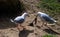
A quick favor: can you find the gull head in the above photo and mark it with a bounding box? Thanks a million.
[37,12,42,16]
[23,12,30,17]
[37,12,42,14]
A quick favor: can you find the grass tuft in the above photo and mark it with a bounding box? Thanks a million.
[43,34,57,37]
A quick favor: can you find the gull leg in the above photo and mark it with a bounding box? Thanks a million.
[44,22,47,26]
[17,24,23,31]
[40,18,45,28]
[45,22,49,28]
[41,21,44,28]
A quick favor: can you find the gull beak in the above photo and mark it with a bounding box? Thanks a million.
[27,14,30,17]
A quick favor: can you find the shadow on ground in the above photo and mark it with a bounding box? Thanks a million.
[0,19,16,29]
[19,29,33,37]
[43,29,60,35]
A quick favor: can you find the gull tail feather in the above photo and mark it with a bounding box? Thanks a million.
[10,19,14,23]
[51,18,57,23]
[10,19,17,24]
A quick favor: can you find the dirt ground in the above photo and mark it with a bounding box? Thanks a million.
[0,0,60,37]
[0,13,60,37]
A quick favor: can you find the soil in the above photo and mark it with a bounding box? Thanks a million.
[0,0,60,37]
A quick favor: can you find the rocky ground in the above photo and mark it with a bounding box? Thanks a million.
[0,0,60,37]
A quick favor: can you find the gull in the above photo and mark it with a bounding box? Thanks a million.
[37,12,57,27]
[10,12,29,31]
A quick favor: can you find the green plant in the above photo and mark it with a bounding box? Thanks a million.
[43,34,57,37]
[37,0,60,18]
